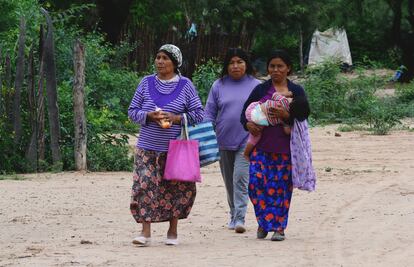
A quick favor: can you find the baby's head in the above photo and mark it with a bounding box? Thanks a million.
[262,93,290,113]
[289,95,310,120]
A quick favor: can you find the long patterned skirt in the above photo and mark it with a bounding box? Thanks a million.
[130,148,196,223]
[248,148,293,233]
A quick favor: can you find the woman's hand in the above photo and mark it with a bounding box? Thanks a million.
[163,112,182,125]
[147,110,165,123]
[246,122,264,137]
[268,105,290,120]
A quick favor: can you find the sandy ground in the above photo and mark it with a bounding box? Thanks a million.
[1,123,414,267]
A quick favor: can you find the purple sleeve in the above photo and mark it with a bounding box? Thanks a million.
[128,78,149,126]
[204,81,219,123]
[184,81,204,125]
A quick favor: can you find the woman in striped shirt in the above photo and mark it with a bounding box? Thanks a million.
[128,44,204,246]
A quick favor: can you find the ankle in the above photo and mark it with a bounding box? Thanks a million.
[167,230,177,239]
[140,231,151,238]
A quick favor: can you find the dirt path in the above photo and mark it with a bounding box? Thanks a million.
[1,124,413,267]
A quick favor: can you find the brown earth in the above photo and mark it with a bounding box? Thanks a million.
[1,121,414,267]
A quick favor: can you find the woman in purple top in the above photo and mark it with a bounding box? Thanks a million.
[241,50,311,241]
[128,44,203,246]
[204,48,261,233]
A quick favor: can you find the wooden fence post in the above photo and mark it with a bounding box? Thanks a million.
[12,17,26,145]
[37,25,46,162]
[25,47,37,171]
[41,8,62,170]
[73,39,87,171]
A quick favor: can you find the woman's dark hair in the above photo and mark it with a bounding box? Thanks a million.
[220,47,254,78]
[289,95,310,122]
[266,49,292,75]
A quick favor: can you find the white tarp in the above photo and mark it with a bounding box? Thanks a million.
[308,28,352,66]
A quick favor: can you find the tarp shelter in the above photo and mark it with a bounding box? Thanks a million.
[308,28,352,66]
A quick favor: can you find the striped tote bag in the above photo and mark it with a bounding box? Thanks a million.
[188,121,220,167]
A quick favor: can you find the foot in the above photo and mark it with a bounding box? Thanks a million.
[257,227,268,239]
[132,235,151,246]
[270,231,285,241]
[165,238,179,246]
[234,223,246,233]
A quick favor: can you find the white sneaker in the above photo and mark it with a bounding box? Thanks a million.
[165,238,179,246]
[132,236,151,246]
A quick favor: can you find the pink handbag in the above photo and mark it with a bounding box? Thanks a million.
[163,114,201,183]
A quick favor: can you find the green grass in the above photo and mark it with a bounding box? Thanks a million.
[0,174,26,180]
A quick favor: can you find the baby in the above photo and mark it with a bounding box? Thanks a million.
[243,91,293,160]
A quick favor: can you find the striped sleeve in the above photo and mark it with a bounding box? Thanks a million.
[128,77,149,126]
[183,79,204,125]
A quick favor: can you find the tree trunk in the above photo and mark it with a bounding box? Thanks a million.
[41,8,62,170]
[0,47,3,116]
[25,47,37,171]
[387,0,403,46]
[12,17,26,145]
[299,26,304,74]
[4,53,12,125]
[73,40,87,171]
[37,25,46,162]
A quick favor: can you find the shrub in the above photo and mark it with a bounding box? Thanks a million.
[396,81,414,103]
[304,60,348,122]
[192,59,222,104]
[362,100,401,135]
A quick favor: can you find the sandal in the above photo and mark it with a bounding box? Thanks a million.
[270,231,285,241]
[132,236,151,246]
[257,227,268,239]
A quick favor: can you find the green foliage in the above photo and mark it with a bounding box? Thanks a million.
[86,133,133,171]
[304,60,348,122]
[0,174,26,180]
[304,60,404,134]
[362,100,401,135]
[192,59,222,105]
[396,81,414,103]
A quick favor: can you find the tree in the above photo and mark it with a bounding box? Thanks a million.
[41,8,62,169]
[12,17,26,145]
[73,40,87,171]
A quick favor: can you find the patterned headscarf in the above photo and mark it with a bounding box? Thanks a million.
[158,44,183,68]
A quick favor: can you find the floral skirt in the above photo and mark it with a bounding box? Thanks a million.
[248,149,293,232]
[130,148,196,223]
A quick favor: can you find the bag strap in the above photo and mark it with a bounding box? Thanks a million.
[181,113,189,140]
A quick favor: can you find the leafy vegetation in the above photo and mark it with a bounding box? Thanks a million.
[192,59,222,105]
[1,0,414,174]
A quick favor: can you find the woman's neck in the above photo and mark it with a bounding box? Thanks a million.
[157,72,176,80]
[272,79,288,91]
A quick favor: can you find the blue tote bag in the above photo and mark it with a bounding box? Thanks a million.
[187,120,220,167]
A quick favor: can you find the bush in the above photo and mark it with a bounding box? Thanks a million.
[87,133,133,171]
[362,100,401,135]
[192,59,222,104]
[396,81,414,103]
[304,60,348,122]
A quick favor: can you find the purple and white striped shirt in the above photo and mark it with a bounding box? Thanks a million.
[128,74,204,152]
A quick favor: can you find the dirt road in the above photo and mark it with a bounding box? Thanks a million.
[1,124,413,267]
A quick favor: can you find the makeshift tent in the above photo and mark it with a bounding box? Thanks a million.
[308,28,352,66]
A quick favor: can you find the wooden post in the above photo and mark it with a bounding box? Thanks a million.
[37,25,46,162]
[0,47,3,116]
[41,8,62,170]
[73,40,87,171]
[12,17,26,145]
[25,47,37,171]
[4,52,12,125]
[299,25,304,75]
